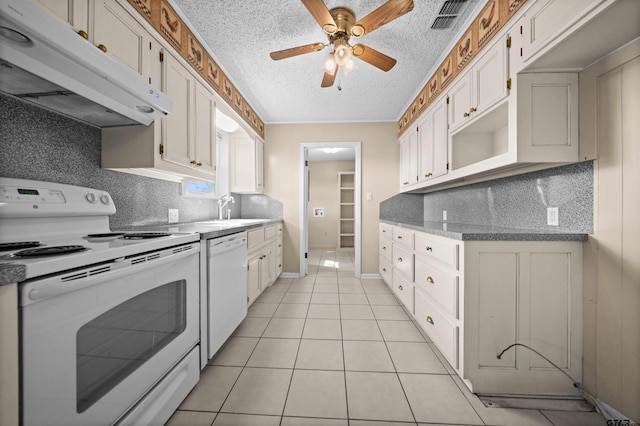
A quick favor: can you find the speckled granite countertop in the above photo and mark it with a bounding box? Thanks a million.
[0,263,26,286]
[0,219,283,285]
[381,220,589,242]
[116,219,283,240]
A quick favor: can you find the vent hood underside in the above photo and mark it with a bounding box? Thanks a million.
[0,60,139,127]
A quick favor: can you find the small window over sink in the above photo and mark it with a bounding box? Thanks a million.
[181,180,216,199]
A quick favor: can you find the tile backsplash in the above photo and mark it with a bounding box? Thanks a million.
[0,94,281,228]
[381,161,593,233]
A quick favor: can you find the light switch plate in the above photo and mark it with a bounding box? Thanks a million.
[168,209,179,223]
[547,207,559,226]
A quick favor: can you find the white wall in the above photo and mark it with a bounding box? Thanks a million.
[264,122,399,275]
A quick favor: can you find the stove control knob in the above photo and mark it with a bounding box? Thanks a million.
[85,193,97,204]
[100,195,110,205]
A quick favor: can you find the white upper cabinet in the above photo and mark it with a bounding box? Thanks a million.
[162,51,193,167]
[36,0,152,81]
[399,128,419,188]
[194,83,217,175]
[230,134,264,194]
[418,95,449,183]
[448,38,509,133]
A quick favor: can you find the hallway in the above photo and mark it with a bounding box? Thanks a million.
[167,250,605,425]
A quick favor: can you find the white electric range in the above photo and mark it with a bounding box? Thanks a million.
[0,177,201,426]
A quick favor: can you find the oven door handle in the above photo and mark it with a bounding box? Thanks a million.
[27,244,199,302]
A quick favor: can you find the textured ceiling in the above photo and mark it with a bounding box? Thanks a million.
[171,0,485,124]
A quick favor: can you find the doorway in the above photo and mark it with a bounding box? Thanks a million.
[299,142,361,278]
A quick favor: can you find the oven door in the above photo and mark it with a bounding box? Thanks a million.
[20,243,200,426]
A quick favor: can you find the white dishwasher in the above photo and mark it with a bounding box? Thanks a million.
[207,231,248,359]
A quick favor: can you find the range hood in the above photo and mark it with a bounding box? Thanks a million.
[0,0,172,127]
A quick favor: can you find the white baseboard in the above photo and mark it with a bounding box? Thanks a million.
[279,272,302,279]
[360,274,383,280]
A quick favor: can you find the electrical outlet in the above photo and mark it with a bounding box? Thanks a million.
[547,207,559,226]
[443,210,447,221]
[168,209,179,223]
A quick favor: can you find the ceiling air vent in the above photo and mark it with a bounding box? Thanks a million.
[431,0,468,29]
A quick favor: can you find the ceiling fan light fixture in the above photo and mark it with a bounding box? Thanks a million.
[334,43,352,66]
[343,59,356,75]
[323,54,337,75]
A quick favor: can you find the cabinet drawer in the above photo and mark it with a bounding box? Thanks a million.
[415,291,459,369]
[380,222,393,237]
[392,244,414,281]
[247,228,265,250]
[392,269,414,314]
[415,233,458,269]
[392,227,414,249]
[379,237,392,262]
[415,258,459,319]
[264,225,277,240]
[379,257,392,286]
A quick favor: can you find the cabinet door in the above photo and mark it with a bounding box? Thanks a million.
[255,139,264,193]
[473,39,508,115]
[247,255,261,306]
[399,129,418,188]
[431,98,449,179]
[162,52,193,167]
[230,134,257,193]
[448,72,472,131]
[36,0,90,33]
[194,82,216,175]
[93,0,150,79]
[418,113,433,182]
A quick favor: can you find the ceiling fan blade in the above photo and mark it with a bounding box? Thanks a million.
[270,43,325,60]
[352,0,414,37]
[321,63,338,87]
[301,0,338,33]
[352,44,397,71]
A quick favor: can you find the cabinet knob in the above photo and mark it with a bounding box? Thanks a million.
[382,268,387,272]
[397,257,403,262]
[190,160,197,165]
[382,246,386,250]
[197,162,203,166]
[97,44,107,53]
[398,285,404,291]
[278,264,282,267]
[470,107,477,113]
[426,316,434,325]
[397,235,402,240]
[463,112,470,118]
[425,172,433,178]
[403,181,409,185]
[77,30,89,39]
[425,246,433,251]
[427,276,434,284]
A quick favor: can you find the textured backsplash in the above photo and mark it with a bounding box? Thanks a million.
[381,162,593,233]
[0,94,281,228]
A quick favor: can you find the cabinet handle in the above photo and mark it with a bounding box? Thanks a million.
[397,257,403,262]
[398,285,404,291]
[463,112,470,118]
[426,316,434,325]
[427,276,434,284]
[278,264,282,267]
[470,107,477,113]
[425,246,433,251]
[78,30,89,39]
[382,267,387,272]
[382,246,386,250]
[197,162,203,166]
[397,235,402,240]
[190,160,197,165]
[97,44,107,53]
[278,244,282,247]
[403,181,409,185]
[425,172,433,178]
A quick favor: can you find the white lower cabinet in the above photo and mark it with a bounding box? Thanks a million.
[380,223,583,396]
[247,224,282,306]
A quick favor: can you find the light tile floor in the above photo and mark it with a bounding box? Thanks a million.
[167,250,606,426]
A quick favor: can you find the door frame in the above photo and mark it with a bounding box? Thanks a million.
[299,141,362,278]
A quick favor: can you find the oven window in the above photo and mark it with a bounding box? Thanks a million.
[76,280,187,413]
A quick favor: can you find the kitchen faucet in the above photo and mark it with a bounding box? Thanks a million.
[217,194,235,220]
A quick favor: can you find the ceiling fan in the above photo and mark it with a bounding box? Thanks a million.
[269,0,414,87]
